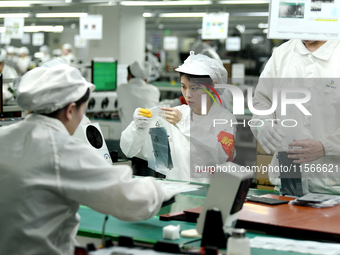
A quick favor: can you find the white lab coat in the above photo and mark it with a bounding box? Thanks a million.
[120,104,237,183]
[40,54,51,65]
[16,55,31,74]
[251,39,340,194]
[1,64,18,101]
[117,78,160,131]
[62,53,76,66]
[2,64,18,79]
[0,114,175,255]
[145,52,161,82]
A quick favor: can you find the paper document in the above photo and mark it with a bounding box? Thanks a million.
[158,181,203,193]
[250,236,340,255]
[268,0,340,40]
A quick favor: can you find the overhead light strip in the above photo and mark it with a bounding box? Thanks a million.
[230,12,269,16]
[158,12,268,18]
[0,1,31,7]
[23,25,64,32]
[121,1,212,6]
[36,13,88,18]
[143,13,154,18]
[0,13,30,18]
[159,13,206,18]
[218,0,269,4]
[0,26,64,33]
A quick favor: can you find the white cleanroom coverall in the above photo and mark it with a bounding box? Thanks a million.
[0,114,175,255]
[62,52,76,65]
[120,103,237,183]
[1,63,18,101]
[16,55,31,74]
[251,39,340,194]
[2,63,18,79]
[117,78,160,131]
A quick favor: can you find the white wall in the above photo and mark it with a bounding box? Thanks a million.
[87,5,145,65]
[119,6,145,65]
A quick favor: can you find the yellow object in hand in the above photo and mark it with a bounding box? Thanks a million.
[139,108,152,118]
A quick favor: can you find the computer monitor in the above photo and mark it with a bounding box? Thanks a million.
[91,59,117,92]
[196,162,253,235]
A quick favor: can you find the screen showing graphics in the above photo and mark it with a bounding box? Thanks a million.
[226,37,241,51]
[91,60,117,91]
[268,0,340,40]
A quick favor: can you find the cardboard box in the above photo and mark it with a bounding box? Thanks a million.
[257,184,275,191]
[256,141,274,155]
[256,154,274,186]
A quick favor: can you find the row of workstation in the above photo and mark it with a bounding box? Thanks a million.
[77,182,340,254]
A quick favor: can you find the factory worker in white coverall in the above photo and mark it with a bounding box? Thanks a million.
[0,63,178,255]
[117,61,160,131]
[120,51,237,183]
[16,46,32,75]
[62,43,76,66]
[0,48,18,102]
[251,39,340,195]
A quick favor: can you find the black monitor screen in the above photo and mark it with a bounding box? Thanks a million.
[91,60,117,91]
[230,178,252,214]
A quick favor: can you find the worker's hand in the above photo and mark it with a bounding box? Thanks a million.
[133,108,152,129]
[257,121,284,154]
[160,107,182,125]
[286,138,325,163]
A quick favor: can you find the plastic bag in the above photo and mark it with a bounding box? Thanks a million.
[144,106,173,175]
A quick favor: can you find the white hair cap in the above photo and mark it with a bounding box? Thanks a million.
[19,46,29,55]
[0,48,7,62]
[41,57,67,68]
[129,61,151,80]
[175,51,228,94]
[62,43,72,51]
[6,46,14,54]
[145,43,153,52]
[17,64,95,114]
[40,45,50,54]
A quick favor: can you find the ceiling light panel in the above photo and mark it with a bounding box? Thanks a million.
[23,25,64,32]
[143,13,154,18]
[121,1,212,6]
[0,1,31,7]
[36,13,88,18]
[218,0,269,4]
[0,13,30,18]
[159,13,206,18]
[230,12,269,16]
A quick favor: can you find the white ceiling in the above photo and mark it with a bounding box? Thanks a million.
[0,0,270,36]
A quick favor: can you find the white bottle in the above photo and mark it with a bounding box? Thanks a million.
[227,228,250,255]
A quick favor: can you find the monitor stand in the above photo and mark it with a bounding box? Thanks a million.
[201,208,229,249]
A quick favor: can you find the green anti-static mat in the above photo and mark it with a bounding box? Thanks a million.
[77,205,197,245]
[78,206,312,255]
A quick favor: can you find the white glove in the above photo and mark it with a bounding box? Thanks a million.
[133,108,152,129]
[257,121,284,154]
